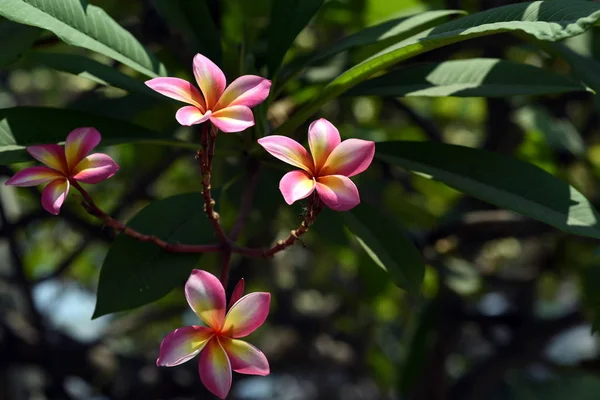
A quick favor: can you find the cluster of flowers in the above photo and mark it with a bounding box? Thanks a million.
[6,54,375,398]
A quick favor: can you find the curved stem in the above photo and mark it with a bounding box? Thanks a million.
[71,180,222,254]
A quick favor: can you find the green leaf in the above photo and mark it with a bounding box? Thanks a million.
[544,41,600,97]
[0,107,190,165]
[377,141,600,239]
[93,194,214,318]
[279,10,463,82]
[154,0,221,63]
[278,0,600,136]
[346,58,590,97]
[0,0,167,77]
[0,19,39,66]
[340,203,425,293]
[266,0,324,75]
[22,52,163,98]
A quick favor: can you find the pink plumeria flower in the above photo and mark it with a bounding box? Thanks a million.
[258,118,375,211]
[157,270,270,399]
[5,128,119,215]
[145,53,271,132]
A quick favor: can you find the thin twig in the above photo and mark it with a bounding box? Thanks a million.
[71,180,222,254]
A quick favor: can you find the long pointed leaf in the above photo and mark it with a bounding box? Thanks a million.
[278,0,600,136]
[0,0,166,77]
[346,58,590,97]
[377,141,600,239]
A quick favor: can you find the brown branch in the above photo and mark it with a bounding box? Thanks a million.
[71,180,222,254]
[198,124,229,244]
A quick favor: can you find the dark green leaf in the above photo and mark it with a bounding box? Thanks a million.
[278,0,600,136]
[347,58,590,97]
[0,19,39,66]
[279,10,463,82]
[22,52,163,98]
[340,203,425,293]
[377,141,600,239]
[93,194,215,318]
[154,0,221,63]
[0,0,167,77]
[0,107,191,165]
[266,0,324,75]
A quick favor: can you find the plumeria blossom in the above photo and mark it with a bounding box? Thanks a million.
[258,118,375,211]
[5,128,119,215]
[157,270,270,399]
[145,53,271,132]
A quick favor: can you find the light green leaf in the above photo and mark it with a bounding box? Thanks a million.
[346,58,590,97]
[154,0,221,63]
[0,0,166,77]
[266,0,324,75]
[377,141,600,239]
[278,0,600,136]
[340,203,425,293]
[0,18,39,66]
[278,10,463,82]
[0,107,190,165]
[93,194,213,318]
[22,52,163,98]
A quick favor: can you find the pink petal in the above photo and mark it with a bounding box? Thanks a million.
[26,144,68,175]
[145,77,206,110]
[5,166,63,187]
[175,106,212,126]
[228,278,245,310]
[209,105,254,133]
[257,135,315,173]
[185,270,226,331]
[315,175,360,211]
[215,75,271,109]
[71,153,120,184]
[193,53,226,110]
[220,337,269,376]
[65,127,101,170]
[199,338,232,399]
[222,292,270,338]
[308,118,341,172]
[41,178,69,215]
[320,139,375,177]
[279,170,315,205]
[156,326,213,367]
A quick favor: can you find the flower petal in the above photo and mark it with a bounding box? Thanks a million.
[41,178,69,215]
[209,105,254,133]
[156,326,213,367]
[221,337,269,376]
[5,166,63,187]
[27,144,68,174]
[175,106,212,126]
[145,77,206,110]
[199,338,232,399]
[228,278,245,310]
[308,118,341,171]
[193,53,226,110]
[71,153,120,184]
[223,292,270,338]
[315,175,360,211]
[257,135,314,173]
[185,270,226,330]
[279,170,315,205]
[65,127,101,170]
[215,75,271,109]
[320,139,375,177]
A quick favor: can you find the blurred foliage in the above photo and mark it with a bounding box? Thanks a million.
[1,0,600,399]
